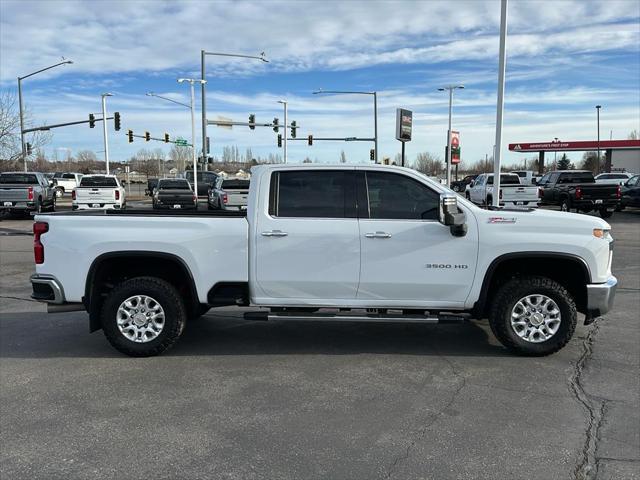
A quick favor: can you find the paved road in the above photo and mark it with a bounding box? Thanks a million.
[1,210,638,480]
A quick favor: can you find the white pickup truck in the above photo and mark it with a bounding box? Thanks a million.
[31,165,617,357]
[469,173,539,207]
[72,175,126,210]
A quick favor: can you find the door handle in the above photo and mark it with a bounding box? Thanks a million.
[365,231,392,238]
[261,230,288,237]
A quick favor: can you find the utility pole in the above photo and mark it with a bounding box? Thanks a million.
[492,0,508,207]
[178,78,207,205]
[278,100,288,163]
[101,93,112,174]
[438,85,464,187]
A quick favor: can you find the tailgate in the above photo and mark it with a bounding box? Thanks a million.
[580,184,618,200]
[76,188,117,203]
[501,185,538,202]
[225,189,249,206]
[0,187,29,203]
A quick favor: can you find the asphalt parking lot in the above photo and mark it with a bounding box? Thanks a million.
[1,206,638,480]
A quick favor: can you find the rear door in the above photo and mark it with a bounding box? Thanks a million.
[357,170,478,306]
[254,169,360,301]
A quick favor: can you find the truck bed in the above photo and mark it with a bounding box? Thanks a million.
[42,209,247,217]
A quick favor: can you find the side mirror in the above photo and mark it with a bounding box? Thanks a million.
[439,194,467,237]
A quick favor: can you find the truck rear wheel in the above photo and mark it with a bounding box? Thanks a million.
[560,198,571,212]
[488,276,577,356]
[100,276,186,357]
[599,207,613,219]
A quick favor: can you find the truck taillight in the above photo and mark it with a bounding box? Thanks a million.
[27,186,34,201]
[71,189,76,201]
[222,193,228,204]
[616,185,621,198]
[33,221,48,264]
[115,190,120,200]
[575,187,582,200]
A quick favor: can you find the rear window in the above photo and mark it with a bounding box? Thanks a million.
[559,172,594,183]
[0,173,38,184]
[600,174,628,179]
[487,175,520,185]
[222,179,250,189]
[159,180,190,190]
[269,170,354,218]
[80,176,118,187]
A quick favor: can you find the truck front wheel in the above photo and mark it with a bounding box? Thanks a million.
[488,276,577,356]
[100,277,186,357]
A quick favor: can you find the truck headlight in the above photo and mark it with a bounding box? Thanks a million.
[593,228,612,240]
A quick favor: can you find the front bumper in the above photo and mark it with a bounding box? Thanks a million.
[586,275,617,317]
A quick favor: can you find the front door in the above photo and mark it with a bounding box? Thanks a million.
[254,169,360,302]
[357,170,478,307]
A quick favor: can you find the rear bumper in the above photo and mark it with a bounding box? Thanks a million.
[31,274,66,303]
[586,275,617,317]
[573,199,619,209]
[73,202,122,210]
[0,201,35,210]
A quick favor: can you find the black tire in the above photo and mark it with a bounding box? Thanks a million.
[465,192,471,200]
[560,198,571,212]
[599,207,613,219]
[488,276,577,356]
[46,195,56,212]
[452,185,460,192]
[485,196,492,208]
[100,277,187,357]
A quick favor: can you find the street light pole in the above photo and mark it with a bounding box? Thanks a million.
[312,89,378,162]
[101,93,113,174]
[17,59,73,171]
[438,84,464,188]
[278,100,288,163]
[178,78,207,205]
[492,0,508,207]
[596,105,601,174]
[200,51,268,165]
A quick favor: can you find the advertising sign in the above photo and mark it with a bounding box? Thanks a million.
[450,130,461,164]
[395,108,412,142]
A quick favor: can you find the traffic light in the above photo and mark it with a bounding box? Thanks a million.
[272,117,279,132]
[145,131,151,141]
[249,114,255,130]
[290,120,297,138]
[114,112,121,131]
[128,130,134,143]
[164,133,170,143]
[308,134,313,146]
[277,134,282,148]
[89,113,95,128]
[26,143,32,156]
[370,149,375,161]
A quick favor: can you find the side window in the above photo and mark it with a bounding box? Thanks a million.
[538,173,550,185]
[365,171,439,220]
[549,173,560,184]
[476,176,485,186]
[269,170,354,218]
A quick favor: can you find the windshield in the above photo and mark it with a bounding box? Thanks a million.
[185,171,218,184]
[80,176,118,187]
[0,173,38,184]
[159,180,191,190]
[222,179,250,189]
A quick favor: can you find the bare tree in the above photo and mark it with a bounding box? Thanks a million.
[0,90,52,162]
[628,130,638,140]
[169,145,192,171]
[413,152,443,176]
[302,157,312,163]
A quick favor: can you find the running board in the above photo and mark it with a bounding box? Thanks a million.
[243,311,467,324]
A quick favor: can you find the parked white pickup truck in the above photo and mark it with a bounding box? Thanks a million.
[31,165,616,357]
[72,175,126,210]
[469,173,539,207]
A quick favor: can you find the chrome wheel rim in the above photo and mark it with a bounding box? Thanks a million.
[116,295,165,343]
[510,294,561,343]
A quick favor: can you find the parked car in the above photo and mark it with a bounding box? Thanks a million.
[30,164,616,358]
[617,174,640,210]
[72,175,126,210]
[510,170,538,185]
[0,171,56,215]
[152,178,197,210]
[468,173,539,207]
[52,172,82,197]
[208,178,250,210]
[450,174,478,193]
[184,171,219,198]
[594,172,635,186]
[145,178,159,197]
[537,170,621,218]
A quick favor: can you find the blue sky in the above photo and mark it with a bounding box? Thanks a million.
[1,0,639,167]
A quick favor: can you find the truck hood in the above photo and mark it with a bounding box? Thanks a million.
[472,206,611,231]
